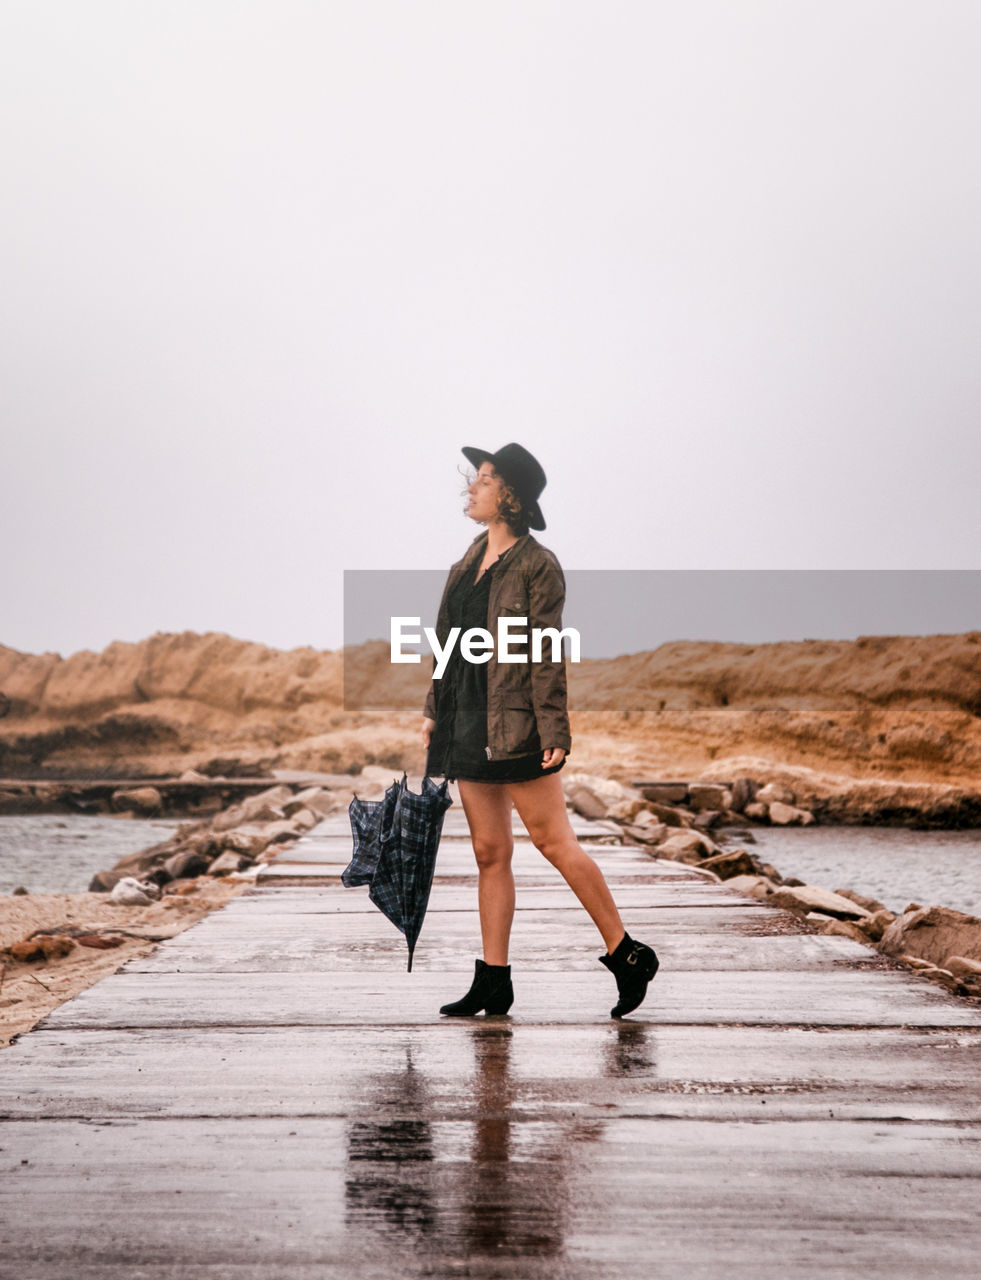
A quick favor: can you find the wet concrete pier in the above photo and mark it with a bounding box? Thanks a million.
[2,790,980,1277]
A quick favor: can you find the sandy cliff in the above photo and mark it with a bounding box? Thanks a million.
[1,631,980,798]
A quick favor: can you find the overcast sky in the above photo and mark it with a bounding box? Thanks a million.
[2,2,979,659]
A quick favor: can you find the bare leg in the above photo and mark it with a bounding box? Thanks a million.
[458,780,515,966]
[508,773,625,954]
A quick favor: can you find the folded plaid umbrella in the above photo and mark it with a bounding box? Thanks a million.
[344,773,453,971]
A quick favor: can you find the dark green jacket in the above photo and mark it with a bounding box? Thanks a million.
[423,531,572,760]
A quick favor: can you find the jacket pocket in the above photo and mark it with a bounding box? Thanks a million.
[502,693,539,754]
[499,596,527,615]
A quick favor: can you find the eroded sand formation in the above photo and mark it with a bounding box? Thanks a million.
[1,630,980,819]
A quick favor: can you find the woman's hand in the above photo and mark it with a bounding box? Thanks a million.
[422,717,436,750]
[541,746,566,769]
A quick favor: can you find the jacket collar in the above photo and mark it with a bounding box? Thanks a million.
[464,529,532,569]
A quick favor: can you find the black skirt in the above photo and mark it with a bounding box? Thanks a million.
[425,549,566,785]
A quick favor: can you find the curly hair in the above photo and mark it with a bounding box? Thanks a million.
[460,465,531,536]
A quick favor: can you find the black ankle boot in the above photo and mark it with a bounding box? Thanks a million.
[599,933,659,1019]
[440,959,514,1016]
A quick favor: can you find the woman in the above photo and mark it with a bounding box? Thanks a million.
[422,442,659,1019]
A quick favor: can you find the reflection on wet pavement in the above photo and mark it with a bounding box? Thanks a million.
[345,1046,437,1239]
[602,1022,657,1078]
[344,1027,611,1262]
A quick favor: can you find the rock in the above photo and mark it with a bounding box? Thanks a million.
[699,849,760,880]
[40,935,75,958]
[212,802,248,833]
[622,825,659,846]
[744,802,769,822]
[101,833,184,879]
[89,868,126,892]
[916,966,962,993]
[5,931,76,961]
[634,782,689,804]
[219,821,298,858]
[110,876,158,906]
[730,777,755,812]
[721,818,756,836]
[757,783,795,806]
[208,850,247,876]
[289,807,319,832]
[262,819,303,843]
[243,802,288,824]
[758,862,783,883]
[855,908,896,942]
[12,885,29,896]
[723,874,774,898]
[688,784,728,812]
[660,828,715,855]
[181,832,220,859]
[565,774,648,805]
[623,810,668,845]
[217,831,261,857]
[238,785,293,823]
[768,801,815,826]
[692,810,725,830]
[879,906,981,967]
[834,888,888,914]
[283,787,335,818]
[76,933,125,949]
[656,844,704,867]
[606,798,648,823]
[178,769,212,782]
[110,786,164,816]
[768,885,872,920]
[659,830,718,862]
[944,956,981,981]
[822,919,871,944]
[630,809,666,834]
[9,938,46,961]
[183,793,224,815]
[643,802,690,827]
[566,784,609,820]
[163,850,213,880]
[566,784,608,819]
[357,766,401,786]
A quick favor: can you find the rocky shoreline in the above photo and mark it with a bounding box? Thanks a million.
[564,770,981,1001]
[3,759,981,827]
[0,772,335,818]
[0,771,394,1046]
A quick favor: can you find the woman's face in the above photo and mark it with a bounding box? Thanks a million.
[466,462,505,524]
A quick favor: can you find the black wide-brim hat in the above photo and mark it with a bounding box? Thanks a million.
[461,442,547,530]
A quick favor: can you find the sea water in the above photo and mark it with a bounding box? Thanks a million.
[750,825,981,917]
[0,813,184,894]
